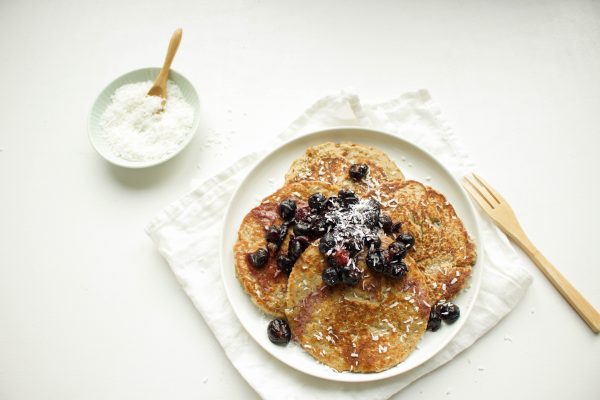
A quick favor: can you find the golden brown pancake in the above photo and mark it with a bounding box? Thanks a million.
[285,242,432,373]
[375,180,477,303]
[234,181,339,317]
[285,142,404,195]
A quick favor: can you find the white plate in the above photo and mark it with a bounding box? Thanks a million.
[220,127,483,382]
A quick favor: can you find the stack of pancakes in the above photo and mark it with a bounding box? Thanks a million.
[234,142,476,373]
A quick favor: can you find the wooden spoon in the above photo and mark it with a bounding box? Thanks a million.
[147,28,183,99]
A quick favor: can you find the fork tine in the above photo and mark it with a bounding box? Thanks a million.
[472,173,504,204]
[462,176,495,211]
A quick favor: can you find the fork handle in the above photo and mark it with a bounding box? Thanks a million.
[510,230,600,333]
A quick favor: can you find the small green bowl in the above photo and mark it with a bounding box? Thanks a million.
[88,68,200,168]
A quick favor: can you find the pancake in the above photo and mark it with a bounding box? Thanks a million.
[234,181,339,317]
[285,142,405,195]
[285,242,432,373]
[375,180,477,303]
[233,141,477,373]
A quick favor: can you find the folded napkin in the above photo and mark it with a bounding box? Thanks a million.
[146,90,533,400]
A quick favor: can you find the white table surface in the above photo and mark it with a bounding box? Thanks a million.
[1,0,599,399]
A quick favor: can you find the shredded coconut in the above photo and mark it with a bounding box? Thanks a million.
[100,80,194,161]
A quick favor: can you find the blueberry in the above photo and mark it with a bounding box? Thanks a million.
[363,214,378,229]
[322,266,341,286]
[392,222,402,234]
[437,302,460,324]
[322,216,336,232]
[326,253,338,268]
[426,310,442,332]
[366,248,384,273]
[379,214,393,234]
[382,262,393,277]
[349,163,369,181]
[288,236,309,260]
[367,197,381,211]
[279,221,291,243]
[387,259,408,279]
[319,232,336,254]
[381,249,391,264]
[341,261,362,286]
[365,235,382,249]
[276,254,294,275]
[295,235,310,248]
[279,199,297,221]
[397,232,415,248]
[248,248,268,268]
[265,225,283,244]
[308,193,327,211]
[324,196,343,211]
[267,318,291,345]
[287,240,302,260]
[338,189,358,206]
[342,236,363,256]
[293,221,311,237]
[388,241,407,259]
[307,214,327,236]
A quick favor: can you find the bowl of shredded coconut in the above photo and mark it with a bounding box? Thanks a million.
[88,68,200,168]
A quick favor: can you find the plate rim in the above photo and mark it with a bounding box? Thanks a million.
[219,126,484,382]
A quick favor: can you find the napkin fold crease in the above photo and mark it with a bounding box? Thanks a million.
[146,89,533,400]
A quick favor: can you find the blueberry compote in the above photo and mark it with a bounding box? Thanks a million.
[314,189,416,287]
[253,189,415,292]
[253,188,421,345]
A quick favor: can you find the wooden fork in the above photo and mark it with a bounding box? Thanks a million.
[463,173,600,333]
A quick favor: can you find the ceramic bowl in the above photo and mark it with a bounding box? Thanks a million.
[88,68,200,168]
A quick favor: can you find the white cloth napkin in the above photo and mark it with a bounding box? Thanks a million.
[146,90,533,400]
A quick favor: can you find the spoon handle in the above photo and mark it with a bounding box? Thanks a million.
[155,28,183,89]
